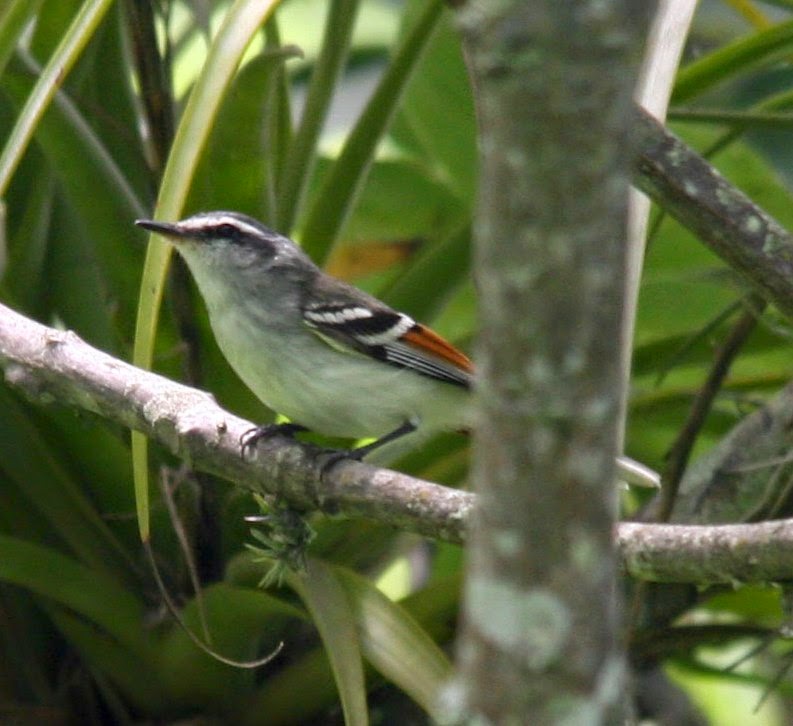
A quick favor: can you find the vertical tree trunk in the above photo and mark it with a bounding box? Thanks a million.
[450,2,654,722]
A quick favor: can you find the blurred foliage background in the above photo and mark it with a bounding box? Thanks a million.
[2,0,793,723]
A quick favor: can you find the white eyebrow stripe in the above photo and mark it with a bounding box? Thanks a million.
[180,215,263,237]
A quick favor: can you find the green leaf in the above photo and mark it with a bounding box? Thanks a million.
[299,0,444,263]
[392,1,476,203]
[49,608,168,713]
[276,0,361,232]
[241,648,340,726]
[188,45,298,219]
[3,152,54,315]
[0,383,135,580]
[2,54,147,338]
[319,152,464,245]
[42,199,120,350]
[0,534,150,660]
[241,569,459,724]
[262,18,294,223]
[673,19,793,103]
[668,658,786,726]
[288,559,369,726]
[337,566,452,717]
[157,582,303,711]
[0,0,45,79]
[0,0,115,197]
[132,0,284,542]
[381,220,470,321]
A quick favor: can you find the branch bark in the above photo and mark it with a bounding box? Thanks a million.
[634,105,793,318]
[0,301,473,544]
[618,518,793,584]
[450,2,653,722]
[0,63,791,605]
[4,302,793,584]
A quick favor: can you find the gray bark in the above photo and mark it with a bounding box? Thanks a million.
[634,106,793,319]
[0,301,473,542]
[449,2,654,723]
[5,301,793,584]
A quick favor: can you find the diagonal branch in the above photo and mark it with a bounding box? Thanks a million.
[1,110,793,579]
[0,301,472,544]
[634,105,793,317]
[4,301,793,583]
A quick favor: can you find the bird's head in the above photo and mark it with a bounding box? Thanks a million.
[136,211,314,281]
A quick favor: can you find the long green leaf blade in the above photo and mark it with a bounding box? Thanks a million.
[289,559,369,726]
[0,535,150,660]
[381,220,471,320]
[338,567,452,717]
[0,0,44,78]
[299,0,444,264]
[0,0,114,197]
[673,19,793,103]
[276,0,360,232]
[132,0,282,541]
[49,608,167,712]
[0,385,135,581]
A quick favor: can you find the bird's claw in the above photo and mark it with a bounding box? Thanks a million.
[240,422,307,459]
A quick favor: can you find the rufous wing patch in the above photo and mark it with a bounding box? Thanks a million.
[401,324,474,374]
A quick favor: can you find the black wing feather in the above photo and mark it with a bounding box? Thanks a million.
[302,273,471,389]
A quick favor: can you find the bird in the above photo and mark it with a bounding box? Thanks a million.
[136,211,659,485]
[136,211,473,463]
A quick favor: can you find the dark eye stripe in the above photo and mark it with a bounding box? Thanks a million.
[214,223,241,239]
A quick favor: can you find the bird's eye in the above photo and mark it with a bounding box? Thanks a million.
[216,223,240,240]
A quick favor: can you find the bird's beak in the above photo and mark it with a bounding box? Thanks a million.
[135,219,185,240]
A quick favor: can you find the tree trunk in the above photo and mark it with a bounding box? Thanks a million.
[451,2,654,722]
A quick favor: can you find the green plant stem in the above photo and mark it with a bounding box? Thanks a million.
[300,0,444,264]
[275,0,360,232]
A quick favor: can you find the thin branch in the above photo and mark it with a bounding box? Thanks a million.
[633,105,793,319]
[123,0,174,176]
[0,302,472,544]
[5,302,793,583]
[3,109,793,578]
[658,294,766,521]
[667,107,793,128]
[631,623,773,662]
[617,518,793,584]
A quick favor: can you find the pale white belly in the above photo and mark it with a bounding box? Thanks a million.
[211,305,471,440]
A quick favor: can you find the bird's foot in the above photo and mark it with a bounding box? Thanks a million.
[240,422,308,459]
[316,448,359,479]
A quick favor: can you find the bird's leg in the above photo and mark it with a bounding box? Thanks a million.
[240,422,309,459]
[348,419,417,460]
[318,419,418,477]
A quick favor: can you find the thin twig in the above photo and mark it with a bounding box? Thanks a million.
[143,541,283,669]
[633,106,793,319]
[658,294,766,521]
[0,301,474,544]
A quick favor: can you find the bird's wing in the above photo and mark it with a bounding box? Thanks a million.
[301,274,473,389]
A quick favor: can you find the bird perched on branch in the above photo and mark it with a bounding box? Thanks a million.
[136,211,658,487]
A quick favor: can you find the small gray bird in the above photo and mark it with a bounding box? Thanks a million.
[136,211,473,461]
[136,211,659,485]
